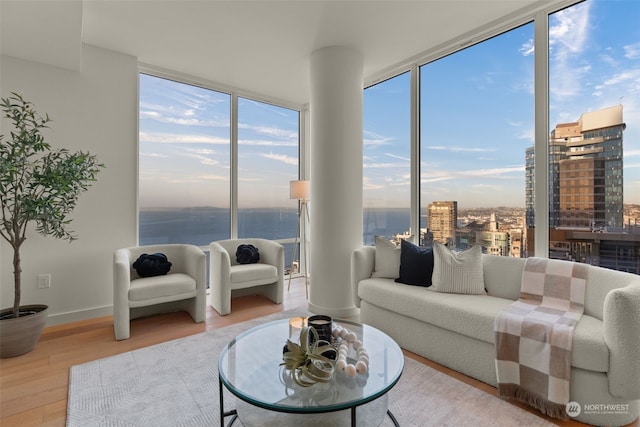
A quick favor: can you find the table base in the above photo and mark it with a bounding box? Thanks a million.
[222,391,399,427]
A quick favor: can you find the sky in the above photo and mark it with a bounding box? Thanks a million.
[139,77,299,209]
[140,0,640,210]
[364,0,640,208]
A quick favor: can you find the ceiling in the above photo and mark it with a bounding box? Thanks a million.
[1,0,559,106]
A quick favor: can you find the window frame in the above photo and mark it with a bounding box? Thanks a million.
[362,0,582,255]
[137,66,309,272]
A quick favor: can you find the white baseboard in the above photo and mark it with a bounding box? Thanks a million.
[46,305,113,327]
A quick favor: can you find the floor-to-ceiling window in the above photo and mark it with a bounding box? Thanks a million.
[139,73,304,272]
[138,74,231,246]
[364,0,640,274]
[545,0,640,273]
[420,23,534,257]
[362,72,411,245]
[237,97,300,267]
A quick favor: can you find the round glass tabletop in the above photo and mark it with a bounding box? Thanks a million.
[218,318,404,415]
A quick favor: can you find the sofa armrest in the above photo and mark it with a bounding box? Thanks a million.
[604,283,640,399]
[182,244,206,292]
[257,239,285,276]
[351,246,375,308]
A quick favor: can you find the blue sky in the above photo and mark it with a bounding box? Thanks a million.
[364,0,640,208]
[139,77,299,209]
[140,0,639,210]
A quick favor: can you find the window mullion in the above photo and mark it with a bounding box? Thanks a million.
[410,64,420,245]
[533,10,549,257]
[230,93,239,239]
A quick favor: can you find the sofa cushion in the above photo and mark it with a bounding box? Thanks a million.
[432,242,485,295]
[395,239,434,287]
[371,236,400,279]
[357,277,609,373]
[129,273,195,301]
[229,264,278,287]
[359,277,509,343]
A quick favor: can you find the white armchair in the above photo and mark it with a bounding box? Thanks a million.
[209,238,284,315]
[113,244,206,340]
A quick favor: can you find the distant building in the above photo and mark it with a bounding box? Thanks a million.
[455,220,483,250]
[525,105,639,274]
[509,228,523,258]
[525,146,535,228]
[476,213,509,256]
[526,105,625,229]
[428,201,457,246]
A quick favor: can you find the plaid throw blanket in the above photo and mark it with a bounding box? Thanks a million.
[494,257,588,419]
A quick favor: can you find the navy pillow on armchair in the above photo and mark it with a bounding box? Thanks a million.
[236,244,260,264]
[394,239,434,287]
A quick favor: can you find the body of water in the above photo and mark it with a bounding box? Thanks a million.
[140,207,413,247]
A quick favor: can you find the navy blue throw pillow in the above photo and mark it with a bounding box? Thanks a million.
[133,253,172,277]
[394,239,434,287]
[236,244,260,264]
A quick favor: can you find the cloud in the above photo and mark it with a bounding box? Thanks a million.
[520,39,534,57]
[418,165,524,186]
[624,42,640,59]
[464,166,524,177]
[549,2,592,99]
[364,162,409,169]
[139,106,228,128]
[201,174,229,181]
[238,138,298,147]
[364,130,394,146]
[140,152,168,158]
[238,123,299,143]
[260,152,298,165]
[180,151,220,167]
[549,3,590,54]
[386,153,410,162]
[600,69,640,88]
[517,127,534,143]
[140,131,229,145]
[599,54,618,67]
[426,146,496,153]
[363,177,384,190]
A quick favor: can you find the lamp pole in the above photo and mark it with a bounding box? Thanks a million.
[288,181,310,298]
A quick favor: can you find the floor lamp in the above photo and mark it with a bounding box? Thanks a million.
[288,180,310,298]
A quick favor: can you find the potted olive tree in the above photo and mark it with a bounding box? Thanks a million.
[0,93,104,357]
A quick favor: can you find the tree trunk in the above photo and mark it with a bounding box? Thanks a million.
[12,244,22,318]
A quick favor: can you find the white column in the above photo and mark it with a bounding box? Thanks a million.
[308,46,363,318]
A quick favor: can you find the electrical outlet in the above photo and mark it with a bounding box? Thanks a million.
[38,274,51,289]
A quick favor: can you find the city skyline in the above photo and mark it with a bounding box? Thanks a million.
[140,0,640,210]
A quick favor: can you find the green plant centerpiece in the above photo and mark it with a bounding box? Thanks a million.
[281,326,336,387]
[0,92,104,357]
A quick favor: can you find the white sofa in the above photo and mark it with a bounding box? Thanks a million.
[351,245,640,426]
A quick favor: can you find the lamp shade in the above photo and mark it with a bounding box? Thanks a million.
[290,180,310,200]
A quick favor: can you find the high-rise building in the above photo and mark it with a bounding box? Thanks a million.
[559,157,605,228]
[525,146,535,228]
[524,105,639,273]
[428,201,457,246]
[525,105,625,229]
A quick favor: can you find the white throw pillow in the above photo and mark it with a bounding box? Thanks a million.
[432,241,485,295]
[371,236,400,279]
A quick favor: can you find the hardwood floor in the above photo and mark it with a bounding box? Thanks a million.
[0,278,636,427]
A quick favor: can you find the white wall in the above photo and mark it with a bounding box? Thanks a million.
[0,45,138,325]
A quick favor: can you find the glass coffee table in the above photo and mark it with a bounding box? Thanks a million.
[218,318,404,427]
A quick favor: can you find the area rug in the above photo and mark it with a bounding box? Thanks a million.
[67,309,555,426]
